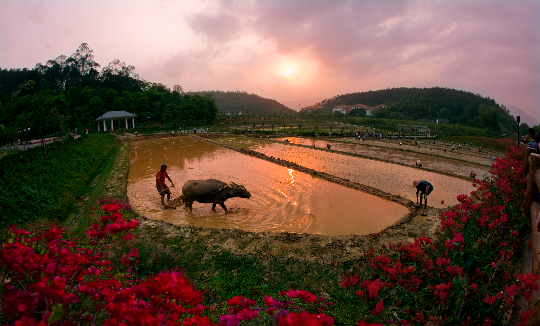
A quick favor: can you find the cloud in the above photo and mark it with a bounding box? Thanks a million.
[187,13,243,42]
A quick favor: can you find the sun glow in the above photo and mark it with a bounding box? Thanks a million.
[270,54,320,86]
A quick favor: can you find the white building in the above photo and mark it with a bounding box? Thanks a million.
[333,105,352,114]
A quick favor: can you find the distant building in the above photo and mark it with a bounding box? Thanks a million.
[225,111,231,116]
[351,104,386,116]
[238,111,242,115]
[95,110,137,132]
[436,118,449,124]
[352,104,370,109]
[333,105,352,114]
[417,119,434,123]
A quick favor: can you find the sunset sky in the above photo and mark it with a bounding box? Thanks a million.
[1,0,539,123]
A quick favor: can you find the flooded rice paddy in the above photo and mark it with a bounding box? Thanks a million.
[215,137,475,208]
[127,137,409,236]
[275,137,491,178]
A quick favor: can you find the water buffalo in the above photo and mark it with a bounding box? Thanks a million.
[182,179,251,213]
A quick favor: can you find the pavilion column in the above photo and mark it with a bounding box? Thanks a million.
[103,120,107,131]
[125,118,128,129]
[97,122,100,132]
[111,119,114,131]
[132,117,135,128]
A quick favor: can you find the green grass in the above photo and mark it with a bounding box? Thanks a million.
[0,134,117,227]
[437,135,513,151]
[0,148,22,159]
[108,227,365,324]
[67,143,126,237]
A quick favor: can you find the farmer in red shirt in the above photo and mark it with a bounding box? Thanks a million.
[156,164,175,206]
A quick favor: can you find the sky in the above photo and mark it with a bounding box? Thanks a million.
[0,0,539,123]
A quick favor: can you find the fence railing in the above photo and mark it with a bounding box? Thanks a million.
[518,144,540,324]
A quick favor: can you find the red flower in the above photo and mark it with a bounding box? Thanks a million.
[236,308,258,321]
[366,279,384,299]
[278,311,334,326]
[370,300,385,315]
[219,315,241,326]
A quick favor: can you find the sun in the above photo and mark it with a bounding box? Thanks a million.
[285,68,292,74]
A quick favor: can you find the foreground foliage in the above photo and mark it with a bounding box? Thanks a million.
[0,203,333,325]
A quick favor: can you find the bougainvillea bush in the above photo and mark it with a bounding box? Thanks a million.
[341,146,537,325]
[0,203,333,325]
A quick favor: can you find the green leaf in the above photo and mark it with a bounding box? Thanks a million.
[465,253,474,269]
[114,273,124,281]
[48,303,64,324]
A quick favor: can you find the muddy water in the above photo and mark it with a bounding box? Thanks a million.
[217,137,474,208]
[275,137,490,178]
[127,137,409,236]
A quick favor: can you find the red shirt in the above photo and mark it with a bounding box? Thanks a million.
[156,170,169,187]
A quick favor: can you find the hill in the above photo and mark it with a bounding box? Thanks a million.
[185,91,297,115]
[316,87,516,132]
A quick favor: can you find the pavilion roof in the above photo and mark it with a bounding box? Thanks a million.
[95,111,137,121]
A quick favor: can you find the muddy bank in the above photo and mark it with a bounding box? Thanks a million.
[136,205,442,262]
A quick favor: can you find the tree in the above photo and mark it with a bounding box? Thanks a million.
[67,43,100,76]
[112,98,125,111]
[437,108,450,118]
[475,105,500,131]
[173,85,183,94]
[101,59,137,78]
[348,108,366,117]
[14,80,37,97]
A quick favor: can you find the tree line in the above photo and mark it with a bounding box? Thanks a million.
[314,87,517,132]
[0,43,218,145]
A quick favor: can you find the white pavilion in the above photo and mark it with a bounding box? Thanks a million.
[95,111,137,132]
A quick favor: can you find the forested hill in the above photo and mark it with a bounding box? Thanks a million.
[185,91,296,115]
[320,87,515,131]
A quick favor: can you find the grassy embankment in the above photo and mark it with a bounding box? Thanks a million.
[0,134,118,228]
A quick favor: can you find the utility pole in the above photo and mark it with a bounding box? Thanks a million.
[517,116,520,146]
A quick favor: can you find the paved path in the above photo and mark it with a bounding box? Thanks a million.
[0,135,81,151]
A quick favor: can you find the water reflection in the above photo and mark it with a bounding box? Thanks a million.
[127,137,409,236]
[216,137,474,208]
[275,137,490,178]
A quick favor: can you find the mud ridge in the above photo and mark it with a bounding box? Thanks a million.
[262,138,486,181]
